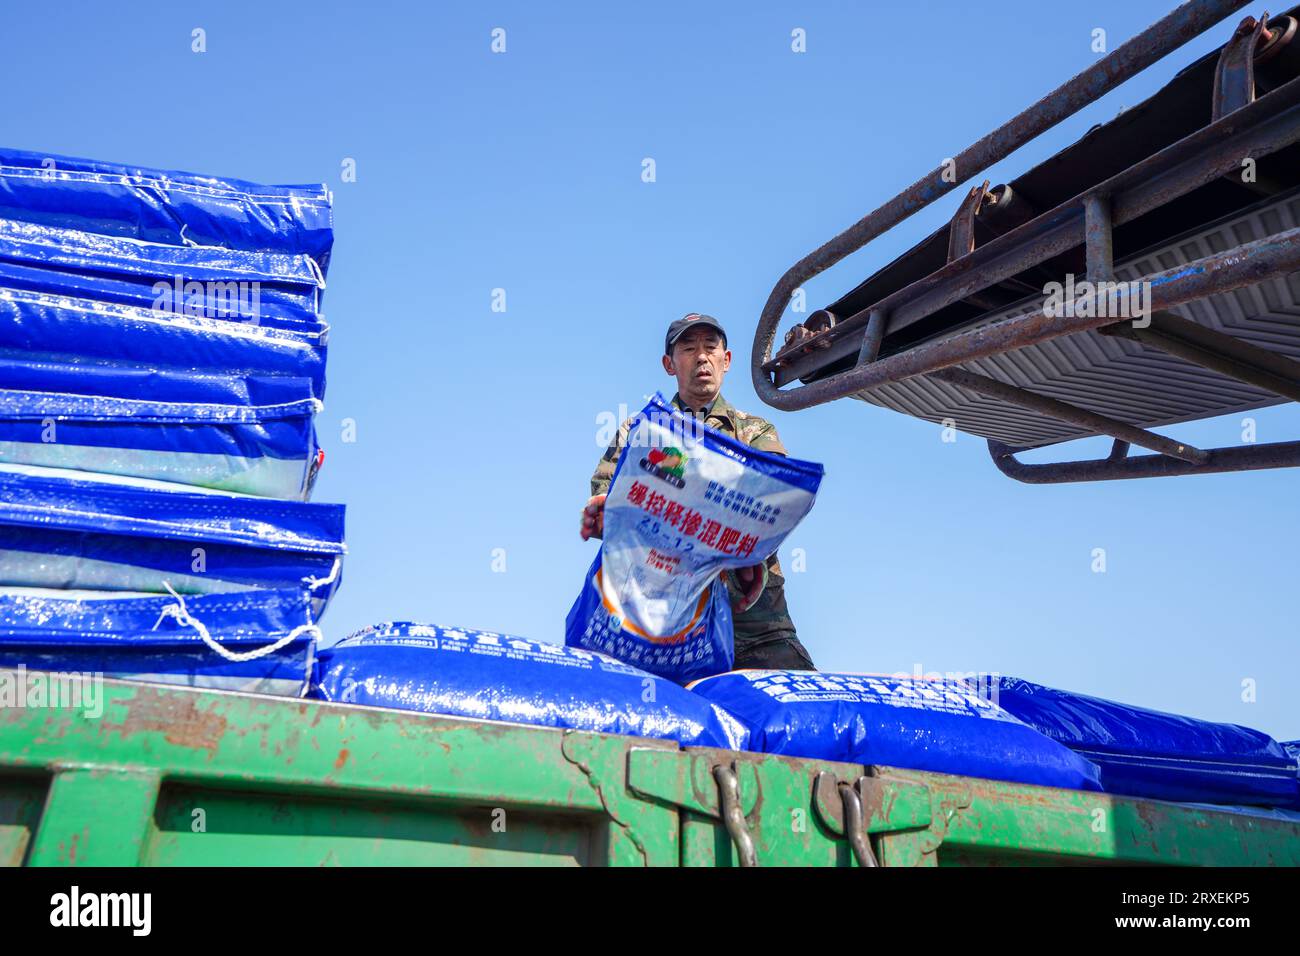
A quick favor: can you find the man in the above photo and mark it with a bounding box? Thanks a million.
[579,313,816,671]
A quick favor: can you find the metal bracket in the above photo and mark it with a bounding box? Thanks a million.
[909,787,975,864]
[561,733,668,865]
[628,748,763,866]
[774,308,839,366]
[812,771,933,866]
[626,748,759,818]
[1213,14,1272,120]
[946,180,992,263]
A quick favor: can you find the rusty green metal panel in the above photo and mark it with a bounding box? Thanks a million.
[28,769,159,866]
[0,676,682,867]
[0,772,46,866]
[869,767,1300,867]
[0,672,1297,867]
[643,752,934,867]
[632,747,857,866]
[144,785,601,866]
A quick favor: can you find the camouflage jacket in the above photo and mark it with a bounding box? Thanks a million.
[590,392,798,646]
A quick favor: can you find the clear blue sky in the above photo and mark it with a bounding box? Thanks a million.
[4,1,1295,739]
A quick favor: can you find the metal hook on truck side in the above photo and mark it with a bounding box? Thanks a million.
[713,763,758,867]
[837,781,879,868]
[814,771,882,867]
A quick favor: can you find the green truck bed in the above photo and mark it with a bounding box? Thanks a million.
[2,672,1296,867]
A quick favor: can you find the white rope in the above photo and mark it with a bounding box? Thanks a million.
[152,582,320,663]
[305,255,326,289]
[304,556,342,593]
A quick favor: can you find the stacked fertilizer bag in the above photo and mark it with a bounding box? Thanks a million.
[0,147,344,696]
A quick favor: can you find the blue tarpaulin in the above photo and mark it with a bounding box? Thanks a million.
[0,148,334,273]
[0,218,326,332]
[0,359,321,498]
[0,286,327,399]
[0,466,345,612]
[982,677,1300,807]
[0,587,318,696]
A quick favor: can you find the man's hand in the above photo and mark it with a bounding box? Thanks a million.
[724,563,767,613]
[579,494,606,541]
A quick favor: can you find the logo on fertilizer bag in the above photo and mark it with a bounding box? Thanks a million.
[639,446,687,489]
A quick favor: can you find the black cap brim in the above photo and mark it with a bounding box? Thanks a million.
[666,314,727,353]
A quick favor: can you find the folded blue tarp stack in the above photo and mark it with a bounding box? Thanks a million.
[0,148,345,695]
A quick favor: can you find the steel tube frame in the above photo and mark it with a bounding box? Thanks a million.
[855,309,888,365]
[987,438,1300,482]
[754,0,1255,401]
[765,71,1300,386]
[1084,194,1115,282]
[771,224,1300,400]
[751,1,1300,483]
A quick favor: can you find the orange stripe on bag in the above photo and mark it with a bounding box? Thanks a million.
[595,564,710,645]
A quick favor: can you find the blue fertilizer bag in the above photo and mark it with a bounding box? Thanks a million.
[0,587,318,696]
[981,677,1300,807]
[0,285,328,399]
[0,147,334,273]
[309,622,749,750]
[0,361,321,498]
[566,394,823,684]
[0,464,345,613]
[689,670,1103,791]
[0,218,326,331]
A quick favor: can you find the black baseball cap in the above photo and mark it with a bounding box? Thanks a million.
[665,313,727,354]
